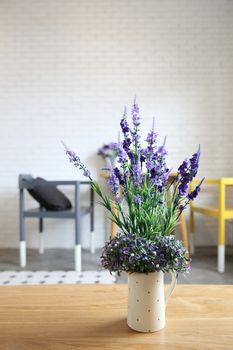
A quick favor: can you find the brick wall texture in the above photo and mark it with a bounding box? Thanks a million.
[0,0,233,249]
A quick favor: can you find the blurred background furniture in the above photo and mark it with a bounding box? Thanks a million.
[19,174,95,272]
[190,178,233,273]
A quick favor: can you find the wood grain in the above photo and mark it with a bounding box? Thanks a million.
[0,285,232,350]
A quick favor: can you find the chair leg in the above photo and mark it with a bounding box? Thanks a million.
[20,241,26,267]
[90,231,95,254]
[218,218,225,273]
[111,207,118,238]
[218,245,225,273]
[39,214,44,254]
[19,188,26,268]
[189,208,195,255]
[90,187,95,254]
[75,182,82,272]
[39,233,44,254]
[75,244,82,272]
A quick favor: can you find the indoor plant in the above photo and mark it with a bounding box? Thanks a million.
[64,99,203,332]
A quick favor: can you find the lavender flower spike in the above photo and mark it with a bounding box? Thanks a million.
[188,177,205,200]
[62,141,92,181]
[146,129,157,145]
[108,172,119,195]
[189,144,201,176]
[132,164,142,186]
[120,107,130,134]
[62,141,81,166]
[131,96,140,127]
[157,137,168,156]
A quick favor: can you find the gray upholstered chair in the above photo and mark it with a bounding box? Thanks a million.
[19,174,94,272]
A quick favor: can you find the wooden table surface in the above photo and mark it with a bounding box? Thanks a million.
[0,284,232,350]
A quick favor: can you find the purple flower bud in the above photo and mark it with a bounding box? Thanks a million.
[157,145,167,156]
[108,172,119,194]
[113,167,124,185]
[131,97,140,127]
[131,164,142,186]
[122,138,132,152]
[83,169,91,178]
[120,118,130,134]
[146,130,157,145]
[188,177,205,200]
[133,194,142,204]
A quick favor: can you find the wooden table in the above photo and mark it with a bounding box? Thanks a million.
[0,285,232,349]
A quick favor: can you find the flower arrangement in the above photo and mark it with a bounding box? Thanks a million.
[64,98,204,275]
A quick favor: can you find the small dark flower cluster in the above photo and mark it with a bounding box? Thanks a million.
[101,233,190,275]
[177,146,200,196]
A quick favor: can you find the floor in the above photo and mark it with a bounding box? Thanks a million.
[0,246,232,284]
[0,270,116,285]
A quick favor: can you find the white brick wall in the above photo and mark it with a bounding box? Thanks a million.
[0,0,233,249]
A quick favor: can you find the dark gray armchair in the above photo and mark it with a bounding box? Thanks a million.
[19,174,94,271]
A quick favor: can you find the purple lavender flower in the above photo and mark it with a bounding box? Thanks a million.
[131,164,142,186]
[189,145,201,177]
[131,97,140,127]
[178,159,189,176]
[65,146,81,167]
[133,194,142,204]
[157,145,167,156]
[178,177,189,196]
[122,138,132,153]
[63,142,92,180]
[113,167,124,185]
[188,177,205,200]
[120,108,130,135]
[178,146,201,197]
[178,205,184,213]
[115,196,122,204]
[146,130,157,145]
[140,149,146,163]
[83,169,91,178]
[120,118,130,134]
[131,131,140,144]
[108,172,119,194]
[127,151,135,164]
[143,146,154,159]
[101,233,190,274]
[116,145,127,163]
[146,160,155,171]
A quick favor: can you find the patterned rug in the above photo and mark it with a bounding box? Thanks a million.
[0,270,116,285]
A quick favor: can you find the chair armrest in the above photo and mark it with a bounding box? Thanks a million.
[19,176,92,189]
[79,181,93,186]
[191,179,220,186]
[221,178,233,186]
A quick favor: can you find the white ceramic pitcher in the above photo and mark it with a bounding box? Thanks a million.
[127,271,177,332]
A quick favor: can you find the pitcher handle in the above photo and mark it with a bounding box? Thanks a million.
[165,271,177,307]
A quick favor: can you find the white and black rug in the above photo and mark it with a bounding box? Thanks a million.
[0,270,116,285]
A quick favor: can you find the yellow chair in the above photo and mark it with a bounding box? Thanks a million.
[189,178,233,273]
